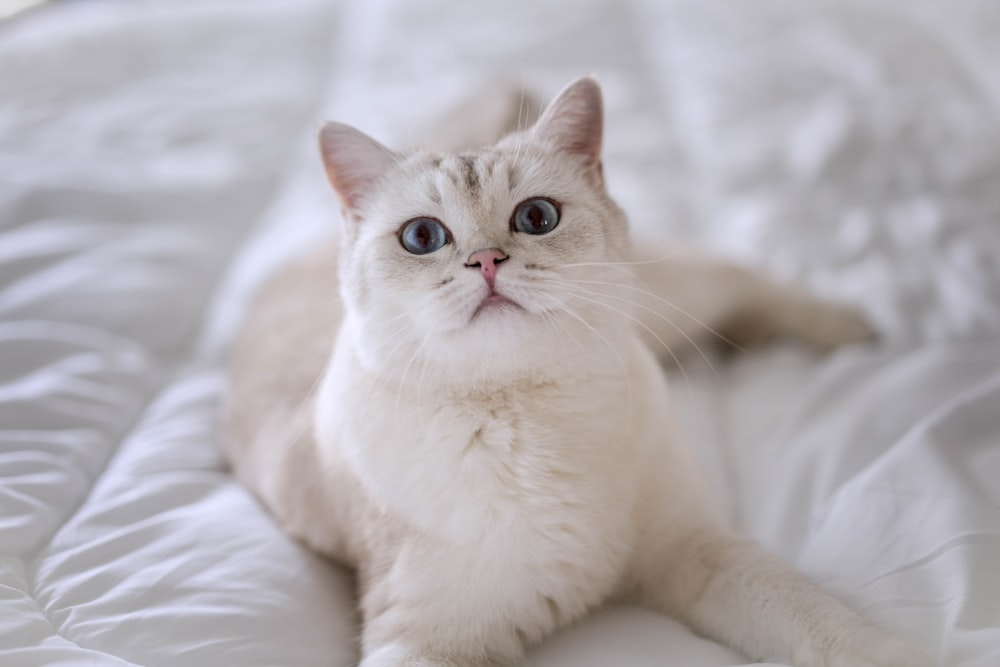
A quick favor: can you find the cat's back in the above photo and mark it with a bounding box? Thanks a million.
[225,238,341,450]
[222,238,353,555]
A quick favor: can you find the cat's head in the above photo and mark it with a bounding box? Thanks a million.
[319,78,634,383]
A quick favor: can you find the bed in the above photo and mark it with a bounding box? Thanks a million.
[1,0,998,665]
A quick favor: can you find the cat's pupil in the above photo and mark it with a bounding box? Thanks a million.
[526,207,544,230]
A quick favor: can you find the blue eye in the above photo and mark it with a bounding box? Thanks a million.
[512,198,560,235]
[400,218,449,255]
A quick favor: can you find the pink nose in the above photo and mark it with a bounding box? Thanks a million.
[465,248,508,286]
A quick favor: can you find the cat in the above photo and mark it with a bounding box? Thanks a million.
[223,77,936,667]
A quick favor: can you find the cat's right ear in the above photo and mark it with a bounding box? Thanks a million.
[318,123,398,220]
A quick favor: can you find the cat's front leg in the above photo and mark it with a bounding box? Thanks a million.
[358,643,462,667]
[630,524,937,667]
[356,586,523,667]
[358,635,505,667]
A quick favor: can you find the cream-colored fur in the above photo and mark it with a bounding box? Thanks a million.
[223,78,935,667]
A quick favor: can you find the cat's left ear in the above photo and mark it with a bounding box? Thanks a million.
[532,77,604,183]
[318,122,399,220]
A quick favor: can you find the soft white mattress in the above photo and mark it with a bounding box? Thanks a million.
[1,1,998,665]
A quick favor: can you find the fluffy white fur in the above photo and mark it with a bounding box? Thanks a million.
[224,78,936,667]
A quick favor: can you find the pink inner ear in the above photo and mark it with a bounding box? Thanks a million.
[532,77,604,169]
[318,122,398,214]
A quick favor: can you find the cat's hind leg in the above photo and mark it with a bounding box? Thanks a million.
[628,246,876,360]
[627,519,937,667]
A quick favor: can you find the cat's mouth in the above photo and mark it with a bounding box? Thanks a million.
[471,291,523,320]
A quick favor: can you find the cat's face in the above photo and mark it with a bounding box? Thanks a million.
[321,79,633,380]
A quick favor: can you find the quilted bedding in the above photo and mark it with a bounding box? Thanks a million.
[1,1,998,665]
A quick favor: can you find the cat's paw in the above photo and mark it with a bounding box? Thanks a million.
[802,629,938,667]
[359,643,454,667]
[786,297,877,352]
[829,641,937,667]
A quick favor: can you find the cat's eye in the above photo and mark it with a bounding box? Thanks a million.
[399,217,449,255]
[512,198,560,235]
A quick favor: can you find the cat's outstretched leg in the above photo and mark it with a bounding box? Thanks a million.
[629,520,937,667]
[358,643,453,667]
[629,246,875,360]
[356,591,524,667]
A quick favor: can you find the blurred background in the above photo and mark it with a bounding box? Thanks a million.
[2,3,999,665]
[0,0,44,20]
[2,0,999,353]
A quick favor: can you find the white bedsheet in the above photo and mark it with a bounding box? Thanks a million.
[1,1,998,666]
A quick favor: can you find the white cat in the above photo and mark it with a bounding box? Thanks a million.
[224,77,936,667]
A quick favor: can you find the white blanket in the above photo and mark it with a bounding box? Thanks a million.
[1,1,998,665]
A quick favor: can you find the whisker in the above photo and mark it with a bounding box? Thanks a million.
[512,78,531,166]
[560,276,740,352]
[376,315,417,365]
[534,296,588,356]
[537,293,633,416]
[413,329,440,411]
[558,289,693,395]
[393,331,431,439]
[518,85,527,134]
[556,254,683,270]
[371,314,411,353]
[512,115,525,166]
[375,324,413,360]
[554,281,719,376]
[271,368,327,473]
[549,275,742,352]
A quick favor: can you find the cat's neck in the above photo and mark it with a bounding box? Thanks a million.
[338,311,635,399]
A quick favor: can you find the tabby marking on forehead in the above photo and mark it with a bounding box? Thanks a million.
[439,154,473,192]
[428,151,511,203]
[426,181,442,206]
[506,162,520,191]
[459,154,479,193]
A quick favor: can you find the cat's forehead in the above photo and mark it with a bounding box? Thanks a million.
[424,149,522,205]
[430,150,522,196]
[388,147,554,219]
[359,144,585,242]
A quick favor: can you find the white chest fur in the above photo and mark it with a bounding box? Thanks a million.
[313,335,648,614]
[318,352,636,537]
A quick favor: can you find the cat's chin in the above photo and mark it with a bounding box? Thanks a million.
[470,293,524,321]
